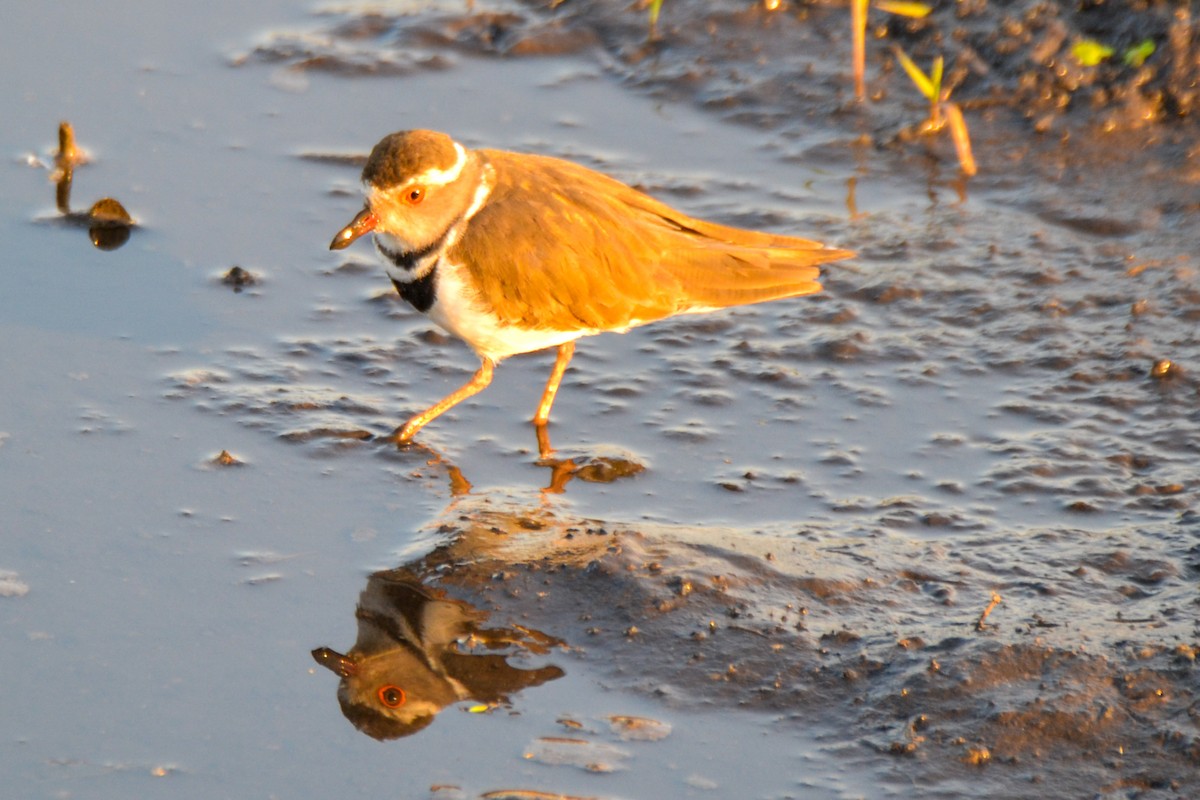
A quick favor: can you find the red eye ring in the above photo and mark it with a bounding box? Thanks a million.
[377,685,406,708]
[405,186,425,205]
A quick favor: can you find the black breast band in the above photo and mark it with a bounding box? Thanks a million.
[392,269,437,313]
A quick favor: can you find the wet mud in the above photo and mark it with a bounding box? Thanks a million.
[305,482,1198,795]
[176,231,1200,791]
[227,1,1200,796]
[243,0,1200,152]
[5,0,1199,798]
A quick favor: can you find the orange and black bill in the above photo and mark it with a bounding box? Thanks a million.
[329,207,378,250]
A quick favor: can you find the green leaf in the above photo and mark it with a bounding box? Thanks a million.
[895,47,936,101]
[1123,39,1155,68]
[875,1,932,18]
[1072,39,1114,67]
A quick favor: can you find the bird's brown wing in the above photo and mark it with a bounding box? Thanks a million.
[451,151,852,331]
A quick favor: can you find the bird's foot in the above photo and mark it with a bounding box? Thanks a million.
[384,419,422,447]
[533,422,555,460]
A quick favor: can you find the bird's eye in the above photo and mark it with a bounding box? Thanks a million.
[377,685,406,708]
[405,186,425,205]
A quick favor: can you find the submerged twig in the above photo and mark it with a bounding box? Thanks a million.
[975,592,1002,631]
[47,121,135,250]
[53,121,83,213]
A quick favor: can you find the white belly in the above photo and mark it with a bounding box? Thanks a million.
[427,260,593,362]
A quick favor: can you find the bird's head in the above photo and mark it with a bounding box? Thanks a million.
[329,130,485,256]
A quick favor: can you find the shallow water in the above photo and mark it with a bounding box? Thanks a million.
[3,1,1198,798]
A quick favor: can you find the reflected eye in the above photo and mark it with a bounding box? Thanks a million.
[377,685,406,708]
[405,186,425,205]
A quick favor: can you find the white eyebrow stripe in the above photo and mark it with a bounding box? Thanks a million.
[416,141,467,186]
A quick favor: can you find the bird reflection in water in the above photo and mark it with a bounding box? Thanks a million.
[534,425,646,494]
[50,122,134,251]
[344,431,645,496]
[312,570,564,740]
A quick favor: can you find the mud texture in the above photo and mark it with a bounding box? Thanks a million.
[314,495,1198,797]
[212,1,1200,797]
[243,0,1200,141]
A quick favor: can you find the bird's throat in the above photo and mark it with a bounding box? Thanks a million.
[378,237,443,275]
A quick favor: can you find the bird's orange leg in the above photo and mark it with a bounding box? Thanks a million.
[394,357,495,444]
[533,341,575,427]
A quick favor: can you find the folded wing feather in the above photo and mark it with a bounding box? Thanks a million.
[453,151,852,331]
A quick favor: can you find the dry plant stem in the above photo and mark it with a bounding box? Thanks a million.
[56,122,80,169]
[55,165,73,214]
[976,592,1002,631]
[54,121,80,213]
[942,102,977,176]
[852,0,868,101]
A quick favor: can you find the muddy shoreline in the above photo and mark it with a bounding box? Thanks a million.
[4,0,1197,797]
[306,478,1199,795]
[246,0,1200,168]
[245,2,1200,795]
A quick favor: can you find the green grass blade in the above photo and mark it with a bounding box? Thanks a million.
[1072,39,1114,67]
[895,47,935,101]
[875,1,932,18]
[648,0,663,29]
[1123,39,1155,67]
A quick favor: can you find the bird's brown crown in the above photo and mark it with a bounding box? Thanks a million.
[362,130,461,190]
